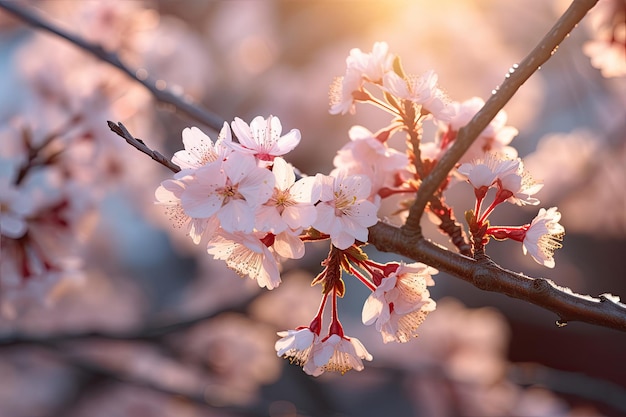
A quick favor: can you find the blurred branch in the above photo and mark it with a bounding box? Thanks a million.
[41,343,270,417]
[0,291,260,347]
[0,0,225,131]
[510,362,626,414]
[107,121,181,173]
[368,222,626,331]
[403,0,600,234]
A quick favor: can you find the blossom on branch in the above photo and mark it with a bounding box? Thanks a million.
[229,115,301,166]
[180,152,275,233]
[172,122,233,170]
[275,327,318,368]
[382,70,454,122]
[329,41,395,115]
[207,230,282,289]
[332,125,409,199]
[303,333,373,376]
[362,262,437,343]
[255,157,318,234]
[312,172,379,250]
[522,207,565,268]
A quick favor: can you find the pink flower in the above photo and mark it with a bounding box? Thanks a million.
[522,207,565,268]
[438,97,519,163]
[329,42,395,115]
[332,126,409,198]
[154,178,216,244]
[362,262,437,343]
[180,152,275,233]
[346,41,395,84]
[172,122,233,170]
[255,157,318,234]
[497,160,543,206]
[457,154,520,190]
[582,0,626,78]
[312,172,379,249]
[207,230,282,290]
[229,116,301,165]
[382,70,454,122]
[303,334,373,376]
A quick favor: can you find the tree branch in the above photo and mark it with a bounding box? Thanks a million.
[0,0,225,131]
[107,121,181,173]
[0,290,261,347]
[368,222,626,331]
[403,0,600,234]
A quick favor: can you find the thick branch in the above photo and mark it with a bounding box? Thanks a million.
[0,1,225,131]
[403,0,599,233]
[368,222,626,331]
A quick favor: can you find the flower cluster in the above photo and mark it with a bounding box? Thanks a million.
[458,155,564,268]
[156,116,379,290]
[156,42,566,375]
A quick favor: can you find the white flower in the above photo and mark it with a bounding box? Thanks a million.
[154,178,216,244]
[457,154,520,190]
[362,262,437,343]
[312,172,379,249]
[229,116,301,165]
[172,122,233,170]
[303,334,373,376]
[255,157,318,234]
[382,70,454,122]
[180,152,275,233]
[207,230,282,289]
[498,159,543,206]
[523,207,565,268]
[275,327,317,367]
[332,125,409,198]
[347,41,394,84]
[329,42,395,115]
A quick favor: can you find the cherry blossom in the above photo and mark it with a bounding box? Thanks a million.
[486,207,565,268]
[302,333,373,376]
[275,327,318,367]
[255,157,318,234]
[582,0,626,78]
[382,70,454,121]
[180,152,275,233]
[332,125,409,199]
[497,160,543,206]
[312,172,379,249]
[207,230,282,290]
[522,207,565,268]
[171,122,232,170]
[362,262,437,343]
[457,153,520,191]
[154,178,216,244]
[329,41,395,115]
[229,116,301,165]
[437,97,519,163]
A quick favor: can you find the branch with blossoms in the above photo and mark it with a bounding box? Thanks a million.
[2,0,626,380]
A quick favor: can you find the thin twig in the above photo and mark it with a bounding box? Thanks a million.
[368,221,626,331]
[0,0,225,131]
[403,0,600,234]
[107,121,181,173]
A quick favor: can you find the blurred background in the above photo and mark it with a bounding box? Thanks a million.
[0,1,625,416]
